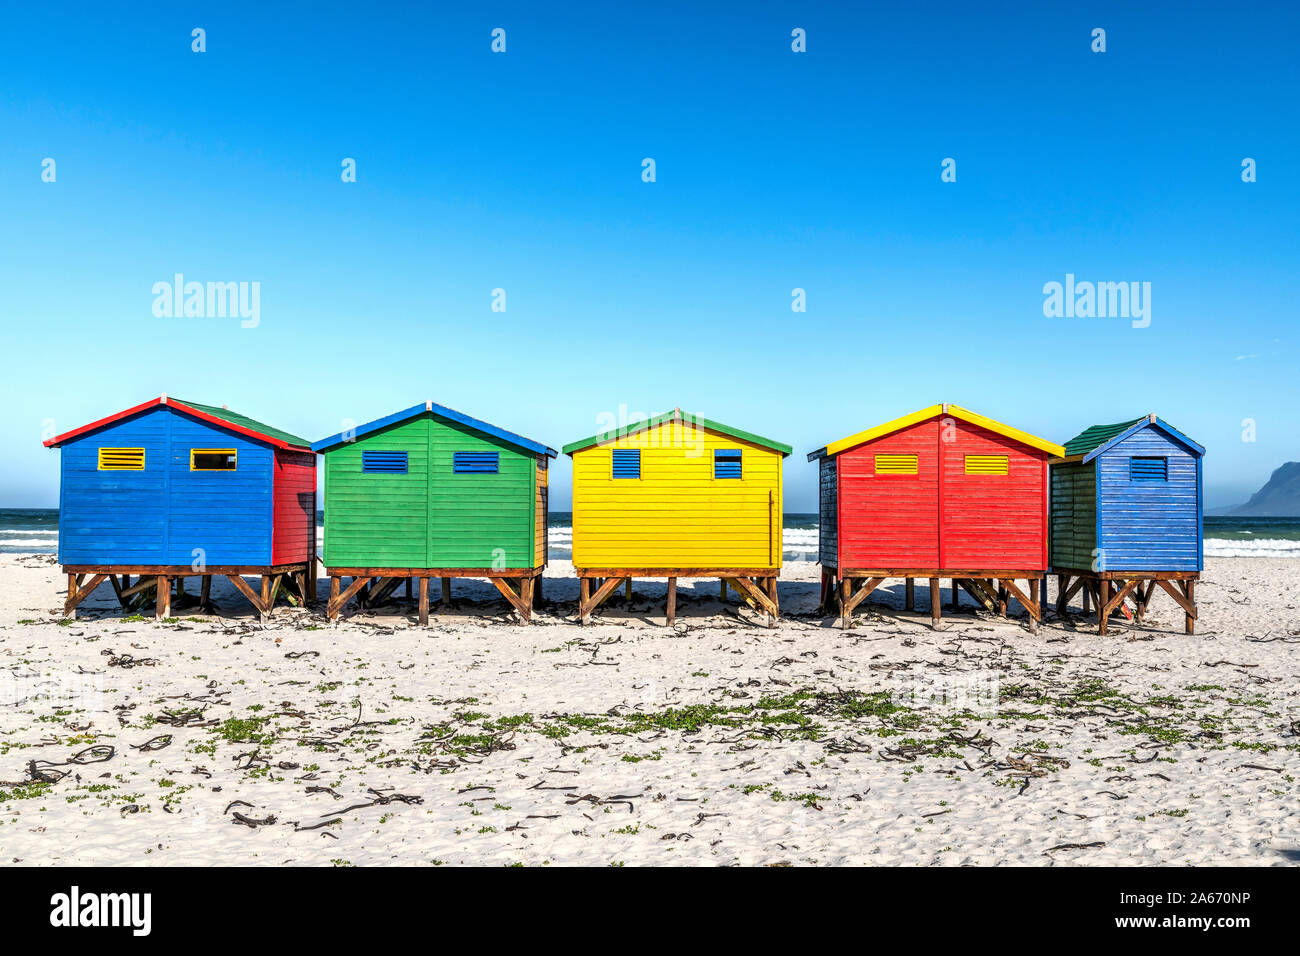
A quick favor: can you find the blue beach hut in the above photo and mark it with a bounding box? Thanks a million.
[43,394,317,619]
[1049,413,1205,634]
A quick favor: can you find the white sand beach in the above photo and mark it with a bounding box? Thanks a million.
[1,554,1296,866]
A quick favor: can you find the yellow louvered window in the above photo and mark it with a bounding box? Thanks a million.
[874,454,918,475]
[98,447,145,470]
[965,455,1009,475]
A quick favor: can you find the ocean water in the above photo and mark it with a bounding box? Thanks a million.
[2,509,1296,558]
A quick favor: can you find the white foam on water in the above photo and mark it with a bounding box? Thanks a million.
[1204,537,1300,558]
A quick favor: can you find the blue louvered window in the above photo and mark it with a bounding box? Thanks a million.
[714,449,742,479]
[362,450,408,474]
[453,451,499,474]
[1130,456,1167,481]
[612,449,640,479]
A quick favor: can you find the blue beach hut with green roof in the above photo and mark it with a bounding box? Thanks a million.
[1049,413,1205,633]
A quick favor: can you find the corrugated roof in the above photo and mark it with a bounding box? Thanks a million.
[172,399,311,448]
[562,409,792,456]
[1062,417,1148,457]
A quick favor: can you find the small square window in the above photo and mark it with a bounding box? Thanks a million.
[1130,456,1167,481]
[714,449,742,479]
[453,451,499,474]
[191,449,237,471]
[612,449,641,479]
[362,450,408,474]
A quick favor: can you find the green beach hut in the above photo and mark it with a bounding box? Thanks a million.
[312,401,556,624]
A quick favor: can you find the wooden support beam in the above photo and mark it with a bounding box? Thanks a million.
[989,578,1042,631]
[63,573,108,619]
[107,573,130,611]
[121,576,158,599]
[226,574,267,615]
[624,578,632,601]
[1184,579,1196,634]
[418,576,430,625]
[267,574,284,616]
[156,575,171,619]
[1101,577,1142,632]
[905,578,914,611]
[839,577,852,629]
[929,577,941,627]
[520,576,534,622]
[957,579,995,612]
[666,577,677,626]
[843,576,885,617]
[534,575,543,606]
[200,574,212,610]
[729,575,778,627]
[1155,578,1197,622]
[579,576,623,625]
[326,575,370,621]
[441,576,452,607]
[487,576,531,623]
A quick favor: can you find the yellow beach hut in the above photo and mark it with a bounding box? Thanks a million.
[563,408,791,626]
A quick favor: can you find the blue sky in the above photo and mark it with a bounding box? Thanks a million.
[2,1,1296,510]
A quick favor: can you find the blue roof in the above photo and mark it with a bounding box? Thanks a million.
[311,401,557,458]
[1077,415,1205,464]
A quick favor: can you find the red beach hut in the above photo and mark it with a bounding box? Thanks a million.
[807,404,1065,630]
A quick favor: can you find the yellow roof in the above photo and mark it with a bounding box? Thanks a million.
[819,404,1065,458]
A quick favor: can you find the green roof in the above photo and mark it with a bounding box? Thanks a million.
[173,398,311,448]
[1062,417,1148,457]
[562,409,791,456]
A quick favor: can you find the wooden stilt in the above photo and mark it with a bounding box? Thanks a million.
[534,575,543,606]
[441,576,452,607]
[624,578,632,601]
[329,575,341,621]
[200,574,212,610]
[1184,580,1195,634]
[418,576,429,625]
[839,577,852,629]
[666,577,677,625]
[951,579,961,611]
[929,577,941,628]
[156,575,171,619]
[905,577,914,611]
[108,573,129,611]
[579,576,590,624]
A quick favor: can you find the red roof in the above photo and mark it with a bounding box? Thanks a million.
[43,395,312,452]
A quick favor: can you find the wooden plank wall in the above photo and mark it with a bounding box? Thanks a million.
[1097,427,1201,570]
[1049,459,1097,569]
[571,420,783,569]
[817,455,837,566]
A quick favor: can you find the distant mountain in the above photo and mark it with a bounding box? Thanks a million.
[1225,462,1300,516]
